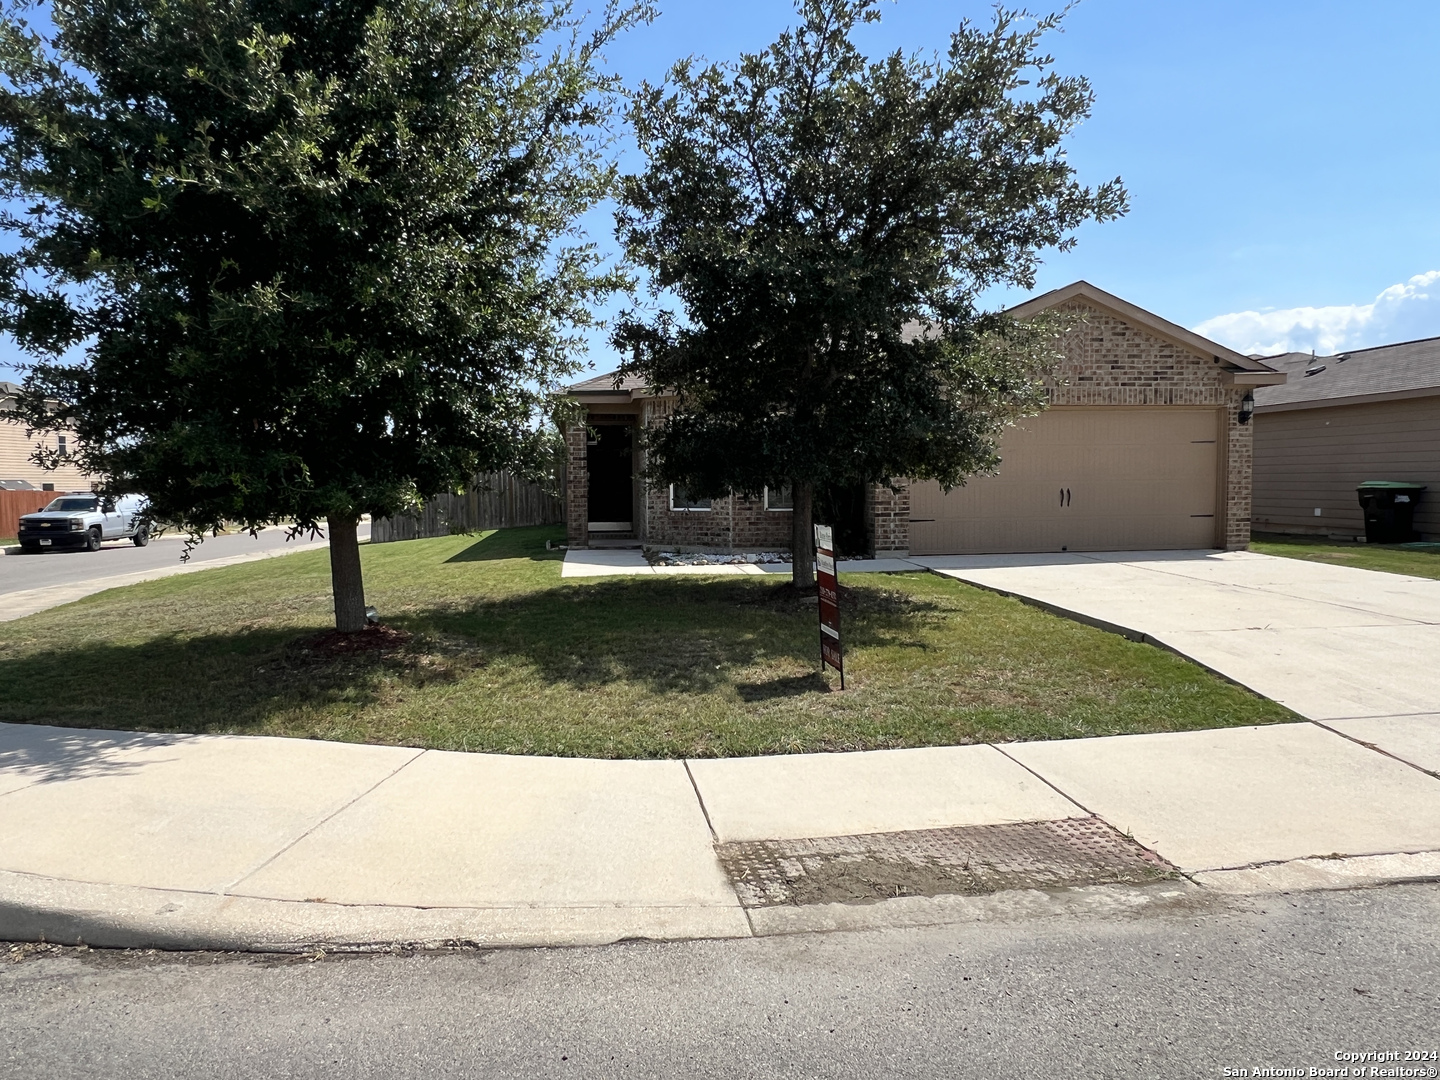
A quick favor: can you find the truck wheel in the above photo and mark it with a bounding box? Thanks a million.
[85,527,102,552]
[132,526,150,547]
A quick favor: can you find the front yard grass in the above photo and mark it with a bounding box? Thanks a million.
[1250,532,1440,581]
[0,526,1296,757]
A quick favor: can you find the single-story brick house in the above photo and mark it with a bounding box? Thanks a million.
[562,281,1285,556]
[1251,336,1439,540]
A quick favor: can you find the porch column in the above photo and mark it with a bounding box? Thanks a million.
[565,420,589,548]
[870,481,910,558]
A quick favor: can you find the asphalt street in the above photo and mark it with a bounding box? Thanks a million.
[3,882,1436,1080]
[0,524,366,598]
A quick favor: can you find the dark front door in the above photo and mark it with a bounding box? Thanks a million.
[587,424,634,530]
[816,482,869,557]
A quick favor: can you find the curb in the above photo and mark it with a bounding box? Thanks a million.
[0,870,749,952]
[4,853,1437,954]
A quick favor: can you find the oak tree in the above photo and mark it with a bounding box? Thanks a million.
[613,0,1126,587]
[0,0,645,628]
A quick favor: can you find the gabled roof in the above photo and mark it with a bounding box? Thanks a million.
[566,281,1290,400]
[1008,280,1283,376]
[566,370,650,396]
[1254,335,1440,412]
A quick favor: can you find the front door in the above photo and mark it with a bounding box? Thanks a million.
[587,424,634,532]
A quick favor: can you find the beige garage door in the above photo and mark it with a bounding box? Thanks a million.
[909,407,1221,555]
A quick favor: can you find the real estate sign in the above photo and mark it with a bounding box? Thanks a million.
[814,523,844,688]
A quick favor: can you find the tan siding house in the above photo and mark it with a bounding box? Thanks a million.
[1253,340,1440,540]
[563,282,1284,556]
[0,381,93,492]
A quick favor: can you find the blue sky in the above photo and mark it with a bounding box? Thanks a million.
[4,0,1438,381]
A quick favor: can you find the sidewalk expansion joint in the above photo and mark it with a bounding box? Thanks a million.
[683,759,758,936]
[1307,720,1440,781]
[1194,846,1440,877]
[988,742,1098,819]
[219,747,427,895]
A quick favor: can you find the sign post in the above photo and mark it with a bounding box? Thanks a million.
[814,523,844,689]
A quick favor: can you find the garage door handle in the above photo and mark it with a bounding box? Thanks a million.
[1059,487,1071,507]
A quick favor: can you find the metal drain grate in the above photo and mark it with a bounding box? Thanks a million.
[716,816,1177,908]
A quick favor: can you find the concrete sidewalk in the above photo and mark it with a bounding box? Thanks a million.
[3,717,1437,951]
[561,548,921,578]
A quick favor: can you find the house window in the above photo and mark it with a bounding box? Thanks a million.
[764,484,793,511]
[56,435,68,458]
[669,484,712,511]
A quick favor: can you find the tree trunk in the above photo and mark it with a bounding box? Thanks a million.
[790,480,815,590]
[327,515,368,633]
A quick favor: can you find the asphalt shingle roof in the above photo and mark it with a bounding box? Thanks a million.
[1253,336,1440,408]
[566,370,651,394]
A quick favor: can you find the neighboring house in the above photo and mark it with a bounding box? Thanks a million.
[1251,338,1440,540]
[562,281,1285,556]
[0,379,94,492]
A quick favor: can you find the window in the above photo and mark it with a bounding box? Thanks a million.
[669,484,712,511]
[56,435,68,458]
[764,484,793,511]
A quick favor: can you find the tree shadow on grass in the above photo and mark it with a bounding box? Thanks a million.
[735,673,832,701]
[0,577,942,738]
[0,627,410,737]
[416,576,941,695]
[443,525,565,563]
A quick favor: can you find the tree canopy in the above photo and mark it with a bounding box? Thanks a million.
[0,0,645,627]
[613,0,1126,585]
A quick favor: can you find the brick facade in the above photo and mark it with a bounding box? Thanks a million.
[637,396,791,551]
[561,291,1265,555]
[564,421,588,548]
[868,482,910,557]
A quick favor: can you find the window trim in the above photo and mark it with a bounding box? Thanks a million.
[668,484,713,512]
[763,484,793,512]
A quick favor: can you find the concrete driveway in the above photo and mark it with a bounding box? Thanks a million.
[916,550,1440,772]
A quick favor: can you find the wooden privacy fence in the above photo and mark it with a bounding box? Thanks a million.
[371,470,563,543]
[1,488,77,539]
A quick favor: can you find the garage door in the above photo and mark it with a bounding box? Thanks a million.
[909,407,1221,555]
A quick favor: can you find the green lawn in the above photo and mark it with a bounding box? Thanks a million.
[1250,533,1440,580]
[0,526,1295,757]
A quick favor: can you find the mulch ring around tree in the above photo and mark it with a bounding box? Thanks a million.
[294,624,412,658]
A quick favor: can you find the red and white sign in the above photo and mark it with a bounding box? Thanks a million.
[814,523,844,688]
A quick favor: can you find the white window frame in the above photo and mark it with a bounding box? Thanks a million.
[668,484,712,512]
[764,484,793,511]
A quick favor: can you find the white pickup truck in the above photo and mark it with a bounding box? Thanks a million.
[16,493,151,553]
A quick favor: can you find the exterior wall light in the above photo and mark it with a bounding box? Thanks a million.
[1238,390,1255,425]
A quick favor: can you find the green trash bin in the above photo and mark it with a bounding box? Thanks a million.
[1356,481,1426,543]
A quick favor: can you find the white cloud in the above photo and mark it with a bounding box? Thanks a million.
[1194,271,1440,356]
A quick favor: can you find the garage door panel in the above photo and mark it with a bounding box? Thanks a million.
[910,407,1220,555]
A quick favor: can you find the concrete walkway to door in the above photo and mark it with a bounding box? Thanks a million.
[915,550,1440,775]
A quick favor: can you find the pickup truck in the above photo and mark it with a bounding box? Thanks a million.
[17,493,151,553]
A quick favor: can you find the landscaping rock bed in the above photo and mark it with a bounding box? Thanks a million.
[651,551,790,566]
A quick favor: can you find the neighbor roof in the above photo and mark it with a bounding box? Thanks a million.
[1008,280,1282,377]
[1254,336,1440,412]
